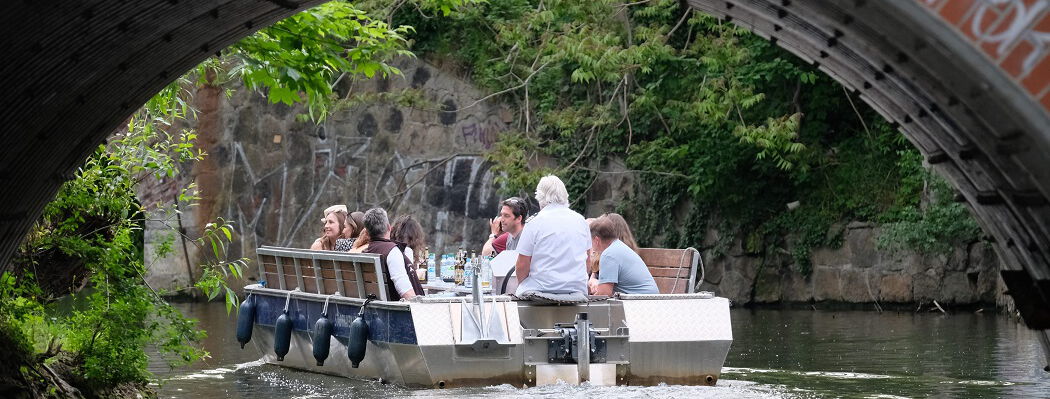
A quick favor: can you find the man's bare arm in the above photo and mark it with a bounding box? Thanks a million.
[593,283,615,296]
[515,254,532,283]
[481,216,501,256]
[481,237,497,256]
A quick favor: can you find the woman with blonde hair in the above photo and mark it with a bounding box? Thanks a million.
[311,205,348,250]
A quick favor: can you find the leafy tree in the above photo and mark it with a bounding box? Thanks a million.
[397,0,979,274]
[0,0,484,394]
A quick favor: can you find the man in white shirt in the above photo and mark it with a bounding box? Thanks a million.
[514,175,591,295]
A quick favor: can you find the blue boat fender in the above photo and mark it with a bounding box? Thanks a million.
[274,288,300,361]
[236,294,256,349]
[312,294,337,366]
[274,310,292,361]
[348,294,376,368]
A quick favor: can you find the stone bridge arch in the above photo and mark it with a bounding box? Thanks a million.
[1,0,1049,330]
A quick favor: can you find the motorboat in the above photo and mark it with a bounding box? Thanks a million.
[235,246,732,388]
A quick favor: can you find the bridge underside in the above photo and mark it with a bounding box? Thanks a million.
[1,1,1049,328]
[685,0,1050,328]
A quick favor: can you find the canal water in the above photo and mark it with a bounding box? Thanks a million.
[151,303,1050,398]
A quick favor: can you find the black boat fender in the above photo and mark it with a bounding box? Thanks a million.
[312,293,338,366]
[274,288,300,361]
[348,294,376,368]
[236,293,256,349]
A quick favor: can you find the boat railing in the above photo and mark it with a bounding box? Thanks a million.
[255,246,391,301]
[637,247,702,294]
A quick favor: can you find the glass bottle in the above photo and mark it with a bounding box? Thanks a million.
[418,247,429,284]
[480,256,492,290]
[465,251,477,288]
[454,252,465,286]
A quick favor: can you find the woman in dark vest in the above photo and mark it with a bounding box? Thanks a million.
[360,208,424,300]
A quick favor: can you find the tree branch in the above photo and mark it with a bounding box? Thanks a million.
[382,153,482,210]
[665,9,693,41]
[576,165,690,179]
[442,60,551,114]
[842,86,872,142]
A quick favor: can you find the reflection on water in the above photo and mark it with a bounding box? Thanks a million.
[152,303,1050,398]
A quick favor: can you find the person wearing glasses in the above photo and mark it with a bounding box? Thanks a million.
[513,175,591,296]
[482,197,528,256]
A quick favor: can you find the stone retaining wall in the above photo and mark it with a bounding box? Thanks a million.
[698,222,1006,307]
[141,58,514,291]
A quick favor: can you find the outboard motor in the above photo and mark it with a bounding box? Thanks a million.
[312,293,338,366]
[348,294,376,368]
[274,288,299,361]
[236,294,256,349]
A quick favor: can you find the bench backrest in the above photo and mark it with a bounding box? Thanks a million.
[637,247,700,294]
[255,246,390,301]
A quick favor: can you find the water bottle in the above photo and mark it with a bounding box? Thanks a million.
[427,252,437,279]
[480,257,492,290]
[442,254,455,279]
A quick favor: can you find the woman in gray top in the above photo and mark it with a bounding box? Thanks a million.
[587,216,658,295]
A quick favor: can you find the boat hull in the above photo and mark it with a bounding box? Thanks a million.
[243,284,731,387]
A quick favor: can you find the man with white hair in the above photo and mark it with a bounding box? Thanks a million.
[514,175,591,295]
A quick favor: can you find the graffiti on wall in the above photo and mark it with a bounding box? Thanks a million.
[216,63,509,259]
[461,121,502,149]
[922,0,1050,99]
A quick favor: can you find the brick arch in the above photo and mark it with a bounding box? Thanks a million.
[1,0,1049,327]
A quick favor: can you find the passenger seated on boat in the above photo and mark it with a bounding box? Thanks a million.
[361,207,425,300]
[391,215,426,280]
[587,212,641,286]
[514,175,591,296]
[334,211,365,252]
[482,197,528,256]
[348,226,370,253]
[588,216,659,295]
[311,205,348,251]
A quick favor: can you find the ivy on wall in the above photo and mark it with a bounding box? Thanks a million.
[395,0,981,274]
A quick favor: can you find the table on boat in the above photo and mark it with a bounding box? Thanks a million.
[421,282,491,296]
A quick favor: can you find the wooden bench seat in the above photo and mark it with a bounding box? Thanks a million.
[255,246,391,301]
[637,247,701,294]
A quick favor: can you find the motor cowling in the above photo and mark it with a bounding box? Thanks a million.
[312,314,333,366]
[236,296,256,349]
[274,310,292,361]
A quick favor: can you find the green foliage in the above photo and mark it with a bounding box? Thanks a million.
[484,132,551,195]
[229,1,412,119]
[6,99,215,385]
[227,0,483,121]
[194,218,250,314]
[400,0,981,274]
[735,113,805,171]
[4,1,496,392]
[0,273,46,358]
[878,175,982,255]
